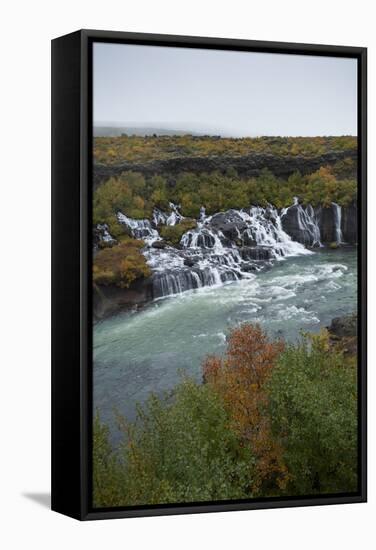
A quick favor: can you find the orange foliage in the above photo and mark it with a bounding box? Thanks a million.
[203,323,288,494]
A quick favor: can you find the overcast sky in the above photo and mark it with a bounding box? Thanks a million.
[93,42,357,137]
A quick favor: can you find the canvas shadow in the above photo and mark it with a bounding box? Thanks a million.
[22,492,51,509]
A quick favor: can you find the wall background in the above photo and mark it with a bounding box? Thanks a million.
[1,1,373,548]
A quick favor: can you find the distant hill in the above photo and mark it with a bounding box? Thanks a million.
[94,126,205,137]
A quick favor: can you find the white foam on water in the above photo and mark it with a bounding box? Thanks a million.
[117,212,160,244]
[116,201,320,300]
[275,304,320,324]
[96,224,115,243]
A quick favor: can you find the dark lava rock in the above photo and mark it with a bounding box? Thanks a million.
[241,233,257,247]
[315,201,357,245]
[184,258,196,267]
[281,205,313,246]
[94,150,357,188]
[316,205,336,243]
[327,313,357,356]
[240,246,273,261]
[210,210,248,241]
[151,240,167,249]
[341,202,357,244]
[93,278,153,320]
[328,313,357,340]
[239,263,258,272]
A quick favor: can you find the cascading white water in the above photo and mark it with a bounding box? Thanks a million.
[145,204,313,299]
[152,208,169,226]
[332,202,344,244]
[295,205,322,247]
[166,202,184,226]
[152,203,184,227]
[281,202,322,247]
[238,206,313,258]
[115,201,318,300]
[96,224,115,243]
[199,206,206,221]
[117,212,160,243]
[180,225,225,250]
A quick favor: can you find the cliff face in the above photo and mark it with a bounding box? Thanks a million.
[321,202,357,244]
[317,206,337,243]
[280,201,357,246]
[341,202,358,244]
[93,278,153,319]
[94,150,357,187]
[281,204,320,247]
[317,203,357,244]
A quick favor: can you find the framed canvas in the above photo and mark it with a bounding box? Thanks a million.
[51,29,367,520]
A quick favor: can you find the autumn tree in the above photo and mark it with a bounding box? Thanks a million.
[203,323,288,495]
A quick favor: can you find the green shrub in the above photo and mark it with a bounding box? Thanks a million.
[93,238,151,288]
[93,379,256,507]
[93,414,124,508]
[93,172,149,225]
[93,165,356,226]
[159,219,197,245]
[267,330,358,495]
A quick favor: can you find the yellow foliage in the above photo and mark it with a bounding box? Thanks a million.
[93,239,151,288]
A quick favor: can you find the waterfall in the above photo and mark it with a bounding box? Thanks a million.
[238,206,313,257]
[117,212,160,243]
[143,204,314,299]
[281,202,322,247]
[152,208,169,226]
[301,205,322,247]
[152,203,184,227]
[115,201,319,300]
[166,202,184,226]
[332,202,344,244]
[180,225,225,250]
[96,224,115,244]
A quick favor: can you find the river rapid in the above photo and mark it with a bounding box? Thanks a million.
[93,247,357,441]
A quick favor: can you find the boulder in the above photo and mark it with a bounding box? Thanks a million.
[327,313,357,355]
[184,258,196,267]
[151,240,167,249]
[328,313,357,339]
[210,210,248,243]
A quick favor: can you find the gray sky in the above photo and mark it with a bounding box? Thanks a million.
[93,42,357,137]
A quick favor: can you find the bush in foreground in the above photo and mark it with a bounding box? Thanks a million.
[93,324,358,507]
[93,380,256,507]
[267,330,358,495]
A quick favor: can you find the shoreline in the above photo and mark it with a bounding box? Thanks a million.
[93,245,357,323]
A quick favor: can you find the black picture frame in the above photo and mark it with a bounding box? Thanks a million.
[51,29,367,520]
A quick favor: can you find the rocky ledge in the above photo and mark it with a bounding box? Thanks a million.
[93,278,153,320]
[94,149,357,187]
[327,313,358,355]
[281,201,357,245]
